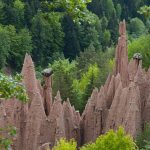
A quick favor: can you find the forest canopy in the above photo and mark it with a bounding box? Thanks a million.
[0,0,149,70]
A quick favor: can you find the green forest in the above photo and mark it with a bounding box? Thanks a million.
[0,0,150,68]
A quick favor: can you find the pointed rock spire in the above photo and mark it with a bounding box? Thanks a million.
[128,58,141,81]
[55,91,62,102]
[123,82,141,137]
[114,20,129,87]
[106,75,115,108]
[43,76,53,116]
[105,81,123,132]
[119,20,126,35]
[22,92,45,150]
[21,54,38,100]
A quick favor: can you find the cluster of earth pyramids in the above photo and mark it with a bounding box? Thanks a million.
[0,20,150,150]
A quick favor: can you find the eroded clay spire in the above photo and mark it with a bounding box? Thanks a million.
[42,68,53,116]
[114,20,129,87]
[21,53,38,100]
[55,91,62,102]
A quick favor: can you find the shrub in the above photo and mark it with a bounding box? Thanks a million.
[136,123,150,150]
[52,128,138,150]
[80,127,137,150]
[52,139,77,150]
[0,73,28,102]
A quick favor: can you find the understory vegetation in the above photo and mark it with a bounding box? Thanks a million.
[49,46,114,112]
[53,127,138,150]
[52,126,150,150]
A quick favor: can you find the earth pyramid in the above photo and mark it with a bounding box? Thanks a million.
[0,20,150,150]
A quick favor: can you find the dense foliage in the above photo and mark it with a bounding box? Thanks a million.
[49,47,114,112]
[53,139,77,150]
[136,123,150,150]
[0,0,149,70]
[53,127,138,150]
[0,73,28,102]
[81,127,137,150]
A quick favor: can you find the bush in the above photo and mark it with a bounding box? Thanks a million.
[72,63,100,112]
[52,139,77,150]
[136,123,150,150]
[80,127,137,150]
[0,73,28,102]
[52,128,137,150]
